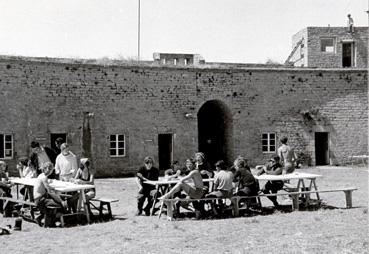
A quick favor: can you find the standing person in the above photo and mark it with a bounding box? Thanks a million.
[277,137,297,174]
[55,143,78,182]
[53,137,64,155]
[0,161,12,197]
[256,156,284,208]
[347,14,354,33]
[33,162,66,227]
[29,141,57,176]
[136,156,159,216]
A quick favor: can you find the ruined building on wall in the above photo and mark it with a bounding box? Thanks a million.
[285,26,368,68]
[0,27,367,177]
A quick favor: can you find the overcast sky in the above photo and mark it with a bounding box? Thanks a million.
[0,0,367,63]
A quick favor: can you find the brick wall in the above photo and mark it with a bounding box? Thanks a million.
[0,57,367,176]
[306,27,368,68]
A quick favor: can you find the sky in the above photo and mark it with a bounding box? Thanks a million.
[0,0,367,64]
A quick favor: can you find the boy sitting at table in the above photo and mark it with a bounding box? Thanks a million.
[233,157,260,208]
[256,156,284,209]
[33,162,67,227]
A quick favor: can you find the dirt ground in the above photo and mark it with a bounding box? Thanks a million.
[0,166,367,254]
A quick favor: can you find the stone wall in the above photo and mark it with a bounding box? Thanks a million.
[0,57,367,176]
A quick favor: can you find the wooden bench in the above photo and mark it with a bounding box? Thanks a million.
[159,187,357,220]
[1,197,37,218]
[159,196,239,220]
[89,197,119,221]
[233,187,358,213]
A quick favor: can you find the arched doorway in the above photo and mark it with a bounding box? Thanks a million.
[197,100,233,166]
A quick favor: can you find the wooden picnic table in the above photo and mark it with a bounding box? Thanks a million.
[145,177,214,216]
[255,172,323,204]
[9,177,95,224]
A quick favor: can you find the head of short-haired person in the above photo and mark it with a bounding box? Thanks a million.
[280,137,288,145]
[215,160,227,172]
[41,162,54,177]
[185,159,194,171]
[60,143,71,156]
[31,141,42,154]
[233,157,247,170]
[144,157,154,170]
[194,153,205,166]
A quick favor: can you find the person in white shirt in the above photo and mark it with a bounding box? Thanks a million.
[55,143,78,181]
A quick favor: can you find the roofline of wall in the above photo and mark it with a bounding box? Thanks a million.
[0,54,367,73]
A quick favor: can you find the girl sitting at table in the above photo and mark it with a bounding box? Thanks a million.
[17,157,37,198]
[69,158,96,213]
[72,158,96,200]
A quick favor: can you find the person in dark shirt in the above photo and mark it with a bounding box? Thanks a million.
[29,141,57,178]
[136,156,159,216]
[233,156,259,197]
[256,156,284,208]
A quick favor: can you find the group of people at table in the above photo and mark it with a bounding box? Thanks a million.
[136,137,297,217]
[0,139,95,226]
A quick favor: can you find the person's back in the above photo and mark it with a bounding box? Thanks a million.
[235,167,257,189]
[277,137,296,174]
[214,170,233,192]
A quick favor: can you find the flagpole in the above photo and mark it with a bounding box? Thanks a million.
[138,0,141,62]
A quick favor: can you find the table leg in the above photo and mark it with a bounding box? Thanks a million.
[311,179,320,201]
[150,185,160,216]
[81,191,90,224]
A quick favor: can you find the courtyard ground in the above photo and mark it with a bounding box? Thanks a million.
[0,166,368,254]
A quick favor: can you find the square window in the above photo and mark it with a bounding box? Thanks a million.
[321,38,335,52]
[109,134,125,157]
[0,134,13,159]
[262,133,276,153]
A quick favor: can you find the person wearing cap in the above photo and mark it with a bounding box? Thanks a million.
[277,137,297,174]
[136,156,159,216]
[256,156,284,208]
[33,162,66,227]
[55,143,78,182]
[29,141,57,176]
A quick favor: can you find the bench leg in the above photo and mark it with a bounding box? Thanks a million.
[344,190,353,208]
[106,203,112,220]
[231,197,239,217]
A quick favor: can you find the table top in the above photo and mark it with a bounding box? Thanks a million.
[255,172,322,181]
[145,177,214,186]
[10,177,94,192]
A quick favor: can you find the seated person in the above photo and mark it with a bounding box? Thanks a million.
[159,160,204,219]
[69,158,96,213]
[33,162,66,227]
[194,152,213,194]
[233,157,260,207]
[0,161,12,198]
[164,161,182,180]
[233,156,259,196]
[136,156,159,216]
[206,160,233,199]
[17,158,37,198]
[256,156,284,208]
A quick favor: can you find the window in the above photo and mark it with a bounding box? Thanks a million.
[110,134,125,157]
[173,58,178,65]
[262,133,276,153]
[0,134,13,159]
[184,59,187,65]
[320,38,335,52]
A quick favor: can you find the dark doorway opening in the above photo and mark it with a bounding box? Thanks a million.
[342,43,354,67]
[50,133,67,153]
[158,134,173,171]
[315,132,329,165]
[198,100,233,167]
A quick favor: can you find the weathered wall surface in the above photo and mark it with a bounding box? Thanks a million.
[0,58,367,176]
[306,27,368,68]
